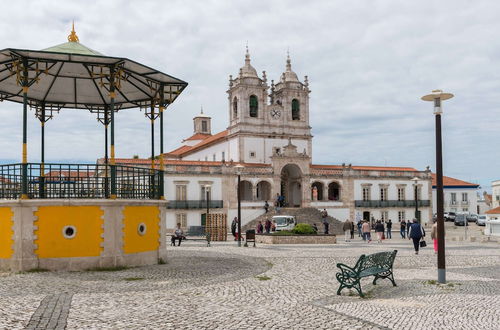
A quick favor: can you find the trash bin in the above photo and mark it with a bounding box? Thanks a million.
[245,229,256,247]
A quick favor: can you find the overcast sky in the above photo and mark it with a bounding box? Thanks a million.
[0,0,498,191]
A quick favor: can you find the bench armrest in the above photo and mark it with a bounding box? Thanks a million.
[336,263,358,278]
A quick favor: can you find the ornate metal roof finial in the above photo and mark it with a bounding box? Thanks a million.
[68,21,80,43]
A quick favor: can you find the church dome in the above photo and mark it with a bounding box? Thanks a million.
[282,54,300,83]
[239,47,259,78]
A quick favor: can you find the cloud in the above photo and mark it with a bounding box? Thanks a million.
[0,0,498,190]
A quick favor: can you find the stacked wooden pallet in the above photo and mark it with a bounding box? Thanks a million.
[206,213,227,241]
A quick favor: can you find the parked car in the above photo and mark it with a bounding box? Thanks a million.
[467,214,478,223]
[272,215,296,231]
[444,212,456,222]
[454,213,468,226]
[476,215,487,226]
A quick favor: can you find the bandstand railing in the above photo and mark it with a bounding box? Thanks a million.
[0,163,163,200]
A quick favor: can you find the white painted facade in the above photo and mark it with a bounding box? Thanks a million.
[492,180,500,208]
[432,187,479,214]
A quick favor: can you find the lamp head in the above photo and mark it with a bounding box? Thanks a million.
[411,177,419,184]
[421,90,454,115]
[234,164,244,175]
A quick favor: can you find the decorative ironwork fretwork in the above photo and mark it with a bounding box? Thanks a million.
[29,101,62,123]
[5,56,56,88]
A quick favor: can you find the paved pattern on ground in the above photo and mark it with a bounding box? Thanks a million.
[0,236,499,329]
[25,293,73,330]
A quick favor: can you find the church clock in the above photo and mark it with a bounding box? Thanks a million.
[270,108,281,119]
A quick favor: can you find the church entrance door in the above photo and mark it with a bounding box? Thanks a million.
[280,164,302,207]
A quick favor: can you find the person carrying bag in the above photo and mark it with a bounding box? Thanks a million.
[408,219,425,254]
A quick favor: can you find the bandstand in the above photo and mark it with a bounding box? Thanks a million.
[0,25,187,271]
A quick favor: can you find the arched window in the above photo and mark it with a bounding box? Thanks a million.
[311,182,324,201]
[233,97,238,118]
[249,95,258,117]
[239,180,253,201]
[292,99,300,120]
[256,181,271,201]
[328,182,341,201]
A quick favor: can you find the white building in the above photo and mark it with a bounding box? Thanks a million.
[491,180,500,209]
[431,174,480,214]
[116,49,433,229]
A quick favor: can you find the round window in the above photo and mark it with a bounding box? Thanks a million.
[137,223,147,236]
[62,225,77,239]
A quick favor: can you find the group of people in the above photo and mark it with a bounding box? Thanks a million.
[256,219,276,234]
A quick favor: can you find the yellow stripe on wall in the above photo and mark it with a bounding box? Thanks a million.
[0,207,14,259]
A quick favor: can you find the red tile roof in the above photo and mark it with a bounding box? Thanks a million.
[165,130,229,158]
[45,171,95,178]
[485,206,500,214]
[183,133,212,141]
[311,164,418,171]
[431,174,479,187]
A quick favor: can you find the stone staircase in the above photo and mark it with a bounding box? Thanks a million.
[242,207,344,235]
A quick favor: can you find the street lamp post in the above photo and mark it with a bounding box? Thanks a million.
[205,184,210,225]
[411,177,419,223]
[235,164,244,247]
[422,89,454,284]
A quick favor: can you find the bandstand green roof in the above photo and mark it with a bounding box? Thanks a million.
[0,25,187,111]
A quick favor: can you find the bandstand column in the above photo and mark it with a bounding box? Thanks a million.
[39,103,46,198]
[21,58,29,199]
[159,85,165,200]
[104,105,110,198]
[150,102,155,171]
[109,66,117,199]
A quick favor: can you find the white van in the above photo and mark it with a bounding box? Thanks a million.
[272,215,296,231]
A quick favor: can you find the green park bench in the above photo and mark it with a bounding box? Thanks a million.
[336,250,398,297]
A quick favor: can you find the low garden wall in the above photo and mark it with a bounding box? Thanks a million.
[256,234,336,244]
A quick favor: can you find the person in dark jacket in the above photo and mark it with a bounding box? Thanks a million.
[400,220,406,239]
[408,219,426,254]
[386,219,392,239]
[374,220,385,243]
[231,217,238,240]
[264,219,272,234]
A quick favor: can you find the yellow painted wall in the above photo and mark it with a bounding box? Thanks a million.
[0,207,14,259]
[122,206,160,254]
[34,206,103,258]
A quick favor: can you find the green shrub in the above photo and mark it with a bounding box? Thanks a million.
[291,223,316,235]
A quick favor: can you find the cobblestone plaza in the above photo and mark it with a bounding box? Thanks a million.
[1,233,499,330]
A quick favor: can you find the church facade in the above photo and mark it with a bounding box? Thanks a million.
[117,49,433,229]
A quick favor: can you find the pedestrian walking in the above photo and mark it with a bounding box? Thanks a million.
[357,221,362,237]
[431,220,438,254]
[375,220,385,243]
[361,221,371,243]
[400,220,406,238]
[408,219,425,254]
[343,219,352,242]
[264,218,271,234]
[231,217,237,241]
[350,220,355,240]
[264,201,269,213]
[386,219,392,239]
[321,209,329,234]
[406,219,410,236]
[256,221,264,234]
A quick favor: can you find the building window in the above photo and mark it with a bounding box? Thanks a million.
[462,208,468,212]
[362,187,371,201]
[201,186,211,200]
[201,120,208,133]
[204,156,208,161]
[381,211,388,221]
[175,185,187,201]
[221,151,225,161]
[249,95,258,117]
[249,151,256,158]
[397,188,405,201]
[380,188,388,201]
[462,193,468,202]
[176,213,187,228]
[417,187,422,200]
[398,211,405,222]
[451,193,457,205]
[291,99,300,120]
[328,182,341,201]
[212,154,216,161]
[233,97,238,118]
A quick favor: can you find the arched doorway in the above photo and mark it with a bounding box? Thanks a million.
[280,164,302,207]
[311,182,324,201]
[328,182,341,201]
[239,180,253,201]
[256,181,271,201]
